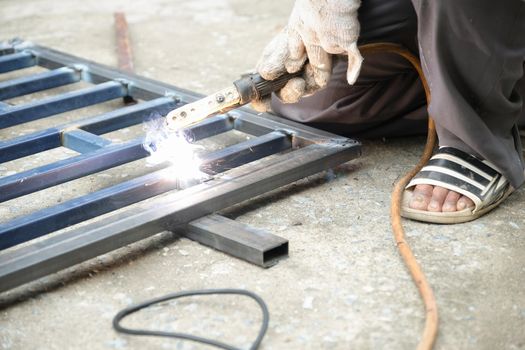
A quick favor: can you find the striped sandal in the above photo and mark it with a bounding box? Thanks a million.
[401,147,514,224]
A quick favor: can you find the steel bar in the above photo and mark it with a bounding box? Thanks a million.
[0,131,292,250]
[185,214,288,267]
[76,96,176,134]
[0,51,35,73]
[0,67,79,100]
[26,44,197,102]
[200,131,292,174]
[0,138,146,202]
[0,141,359,292]
[0,81,127,129]
[62,129,112,153]
[0,97,175,163]
[0,167,179,251]
[0,115,236,202]
[0,128,60,163]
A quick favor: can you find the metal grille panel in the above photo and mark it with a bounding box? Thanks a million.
[0,39,361,292]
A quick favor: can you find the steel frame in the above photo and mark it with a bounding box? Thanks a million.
[0,39,361,292]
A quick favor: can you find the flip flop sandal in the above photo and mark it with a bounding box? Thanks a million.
[401,147,514,224]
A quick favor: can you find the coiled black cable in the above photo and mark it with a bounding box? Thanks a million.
[113,288,269,350]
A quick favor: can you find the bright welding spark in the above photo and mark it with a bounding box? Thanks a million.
[142,114,205,183]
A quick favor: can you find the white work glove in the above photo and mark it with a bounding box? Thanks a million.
[253,0,363,112]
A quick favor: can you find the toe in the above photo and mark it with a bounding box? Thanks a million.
[409,184,433,210]
[457,195,475,211]
[427,186,448,212]
[442,191,461,212]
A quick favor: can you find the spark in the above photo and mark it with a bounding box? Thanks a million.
[142,114,205,184]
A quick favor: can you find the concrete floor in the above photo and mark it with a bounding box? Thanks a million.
[1,1,524,349]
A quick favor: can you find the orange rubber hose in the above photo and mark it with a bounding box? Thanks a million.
[359,43,438,350]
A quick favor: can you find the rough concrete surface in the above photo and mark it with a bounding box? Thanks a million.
[0,1,524,349]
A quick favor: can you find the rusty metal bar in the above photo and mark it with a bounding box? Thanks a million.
[114,12,134,73]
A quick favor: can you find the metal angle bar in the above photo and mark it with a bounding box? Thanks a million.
[0,116,236,202]
[0,141,360,292]
[24,44,199,102]
[0,67,80,100]
[0,80,127,129]
[62,129,112,153]
[0,97,175,163]
[0,131,292,250]
[185,214,288,267]
[2,43,360,145]
[230,108,349,144]
[0,51,36,73]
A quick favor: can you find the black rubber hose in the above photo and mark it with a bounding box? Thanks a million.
[113,288,270,350]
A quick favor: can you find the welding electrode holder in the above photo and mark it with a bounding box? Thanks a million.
[233,71,303,104]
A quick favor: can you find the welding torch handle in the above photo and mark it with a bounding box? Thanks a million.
[233,71,303,104]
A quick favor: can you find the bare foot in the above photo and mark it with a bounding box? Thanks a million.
[408,184,475,212]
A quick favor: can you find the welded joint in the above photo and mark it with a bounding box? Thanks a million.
[60,128,112,153]
[66,63,90,82]
[0,101,10,111]
[164,91,182,104]
[273,128,297,149]
[20,49,39,62]
[6,38,34,51]
[113,78,133,96]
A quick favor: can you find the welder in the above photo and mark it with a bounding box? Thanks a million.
[252,0,525,224]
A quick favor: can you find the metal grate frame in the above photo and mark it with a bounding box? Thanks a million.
[0,39,361,292]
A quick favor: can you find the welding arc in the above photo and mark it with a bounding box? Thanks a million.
[112,288,269,350]
[359,43,438,350]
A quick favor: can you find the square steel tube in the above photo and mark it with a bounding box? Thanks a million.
[0,67,80,100]
[0,138,146,202]
[0,116,235,202]
[62,129,112,153]
[185,214,289,268]
[0,97,176,163]
[0,128,61,162]
[0,81,127,129]
[0,140,359,292]
[0,51,35,73]
[0,131,292,250]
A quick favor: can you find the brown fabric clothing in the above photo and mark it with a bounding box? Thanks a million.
[271,0,525,188]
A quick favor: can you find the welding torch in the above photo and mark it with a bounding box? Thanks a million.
[165,71,301,131]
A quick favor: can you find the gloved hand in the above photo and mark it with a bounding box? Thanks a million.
[253,0,363,112]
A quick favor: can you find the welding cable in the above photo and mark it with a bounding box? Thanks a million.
[112,288,269,350]
[113,45,437,350]
[359,43,438,350]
